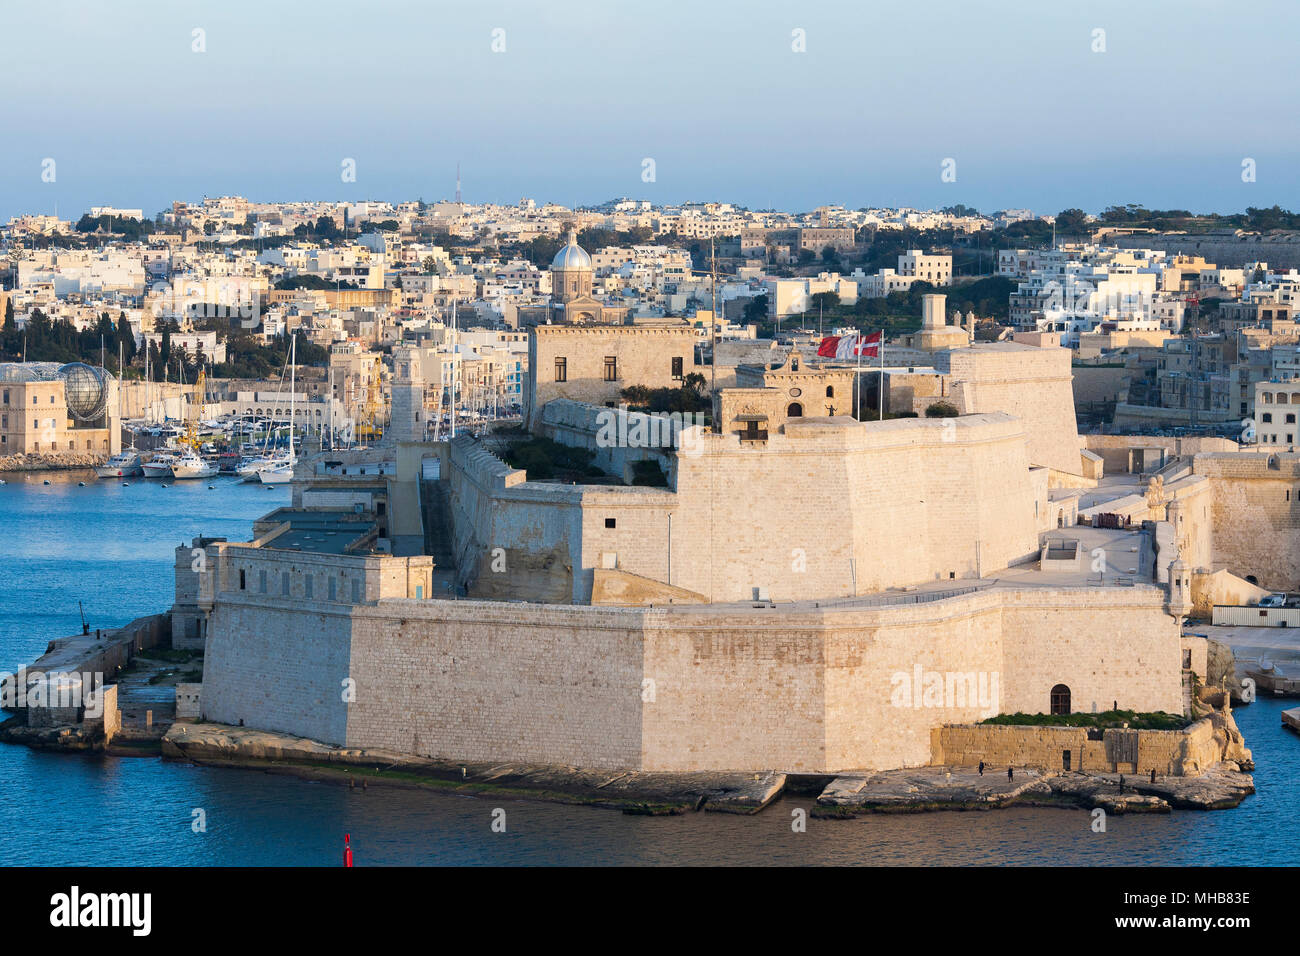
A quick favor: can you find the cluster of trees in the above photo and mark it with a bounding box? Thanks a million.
[74,214,155,240]
[621,372,710,414]
[501,436,605,482]
[211,330,328,380]
[292,215,344,240]
[275,274,341,291]
[770,276,1015,338]
[0,302,137,369]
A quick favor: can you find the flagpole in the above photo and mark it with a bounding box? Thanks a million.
[856,331,862,420]
[878,326,884,421]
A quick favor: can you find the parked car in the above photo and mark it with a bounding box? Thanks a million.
[1259,593,1287,608]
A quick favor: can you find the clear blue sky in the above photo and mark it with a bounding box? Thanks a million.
[2,0,1296,222]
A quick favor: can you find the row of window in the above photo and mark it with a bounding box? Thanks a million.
[553,356,686,384]
[237,566,362,603]
[1,391,57,406]
[1259,412,1297,424]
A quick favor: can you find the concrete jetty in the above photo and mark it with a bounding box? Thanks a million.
[1283,707,1300,734]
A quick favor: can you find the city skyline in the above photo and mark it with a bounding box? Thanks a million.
[2,0,1298,222]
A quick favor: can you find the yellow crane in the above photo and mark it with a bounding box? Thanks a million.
[357,356,384,441]
[181,368,206,450]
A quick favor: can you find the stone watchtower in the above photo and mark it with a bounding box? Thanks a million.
[550,229,593,305]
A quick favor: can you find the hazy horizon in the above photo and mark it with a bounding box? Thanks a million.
[3,0,1297,223]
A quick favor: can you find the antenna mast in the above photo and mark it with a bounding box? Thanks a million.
[710,236,718,432]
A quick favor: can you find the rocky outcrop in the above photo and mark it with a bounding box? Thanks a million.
[163,722,784,814]
[813,764,1253,817]
[1205,639,1245,702]
[0,716,104,751]
[0,452,105,473]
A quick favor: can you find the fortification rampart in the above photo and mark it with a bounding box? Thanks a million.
[446,413,1041,605]
[1192,450,1300,589]
[199,584,1181,773]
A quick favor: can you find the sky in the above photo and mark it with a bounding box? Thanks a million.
[1,0,1297,222]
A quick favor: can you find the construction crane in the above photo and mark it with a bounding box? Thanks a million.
[357,355,384,442]
[181,368,206,450]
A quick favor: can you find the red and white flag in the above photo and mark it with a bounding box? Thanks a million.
[854,331,883,357]
[816,335,842,358]
[818,332,882,359]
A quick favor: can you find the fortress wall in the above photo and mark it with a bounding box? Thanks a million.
[822,601,1005,771]
[1084,435,1240,474]
[448,414,1039,605]
[940,345,1082,476]
[668,414,1039,603]
[933,719,1222,775]
[344,600,645,768]
[447,435,585,601]
[999,588,1183,717]
[199,585,1185,773]
[539,398,682,482]
[639,613,830,772]
[575,486,677,600]
[1192,452,1300,589]
[1167,476,1214,571]
[201,597,353,745]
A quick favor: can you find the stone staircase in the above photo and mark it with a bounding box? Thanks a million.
[419,480,458,595]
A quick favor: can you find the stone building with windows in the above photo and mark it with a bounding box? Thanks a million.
[524,322,697,429]
[1253,377,1300,447]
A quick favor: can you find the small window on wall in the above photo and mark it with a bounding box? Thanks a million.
[603,356,618,381]
[1050,684,1071,715]
[554,357,567,382]
[671,356,683,379]
[604,517,616,529]
[239,569,246,590]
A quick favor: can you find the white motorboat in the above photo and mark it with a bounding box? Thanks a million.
[257,463,294,484]
[95,451,144,479]
[141,455,176,479]
[170,451,219,480]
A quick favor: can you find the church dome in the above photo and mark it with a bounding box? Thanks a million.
[551,229,591,270]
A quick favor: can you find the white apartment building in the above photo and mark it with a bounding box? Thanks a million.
[897,250,952,285]
[1254,378,1300,447]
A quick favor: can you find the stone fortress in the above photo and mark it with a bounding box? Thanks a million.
[172,233,1278,778]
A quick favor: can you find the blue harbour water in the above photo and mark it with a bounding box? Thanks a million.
[1,471,1298,866]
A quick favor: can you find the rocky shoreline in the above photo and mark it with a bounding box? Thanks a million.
[160,722,1255,816]
[0,452,103,473]
[162,723,785,814]
[813,764,1254,816]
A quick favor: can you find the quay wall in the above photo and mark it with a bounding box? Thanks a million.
[200,585,1183,773]
[931,717,1224,775]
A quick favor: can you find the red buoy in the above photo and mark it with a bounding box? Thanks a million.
[344,833,353,868]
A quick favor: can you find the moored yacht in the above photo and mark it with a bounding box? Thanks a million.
[94,451,144,479]
[170,450,219,480]
[141,454,176,479]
